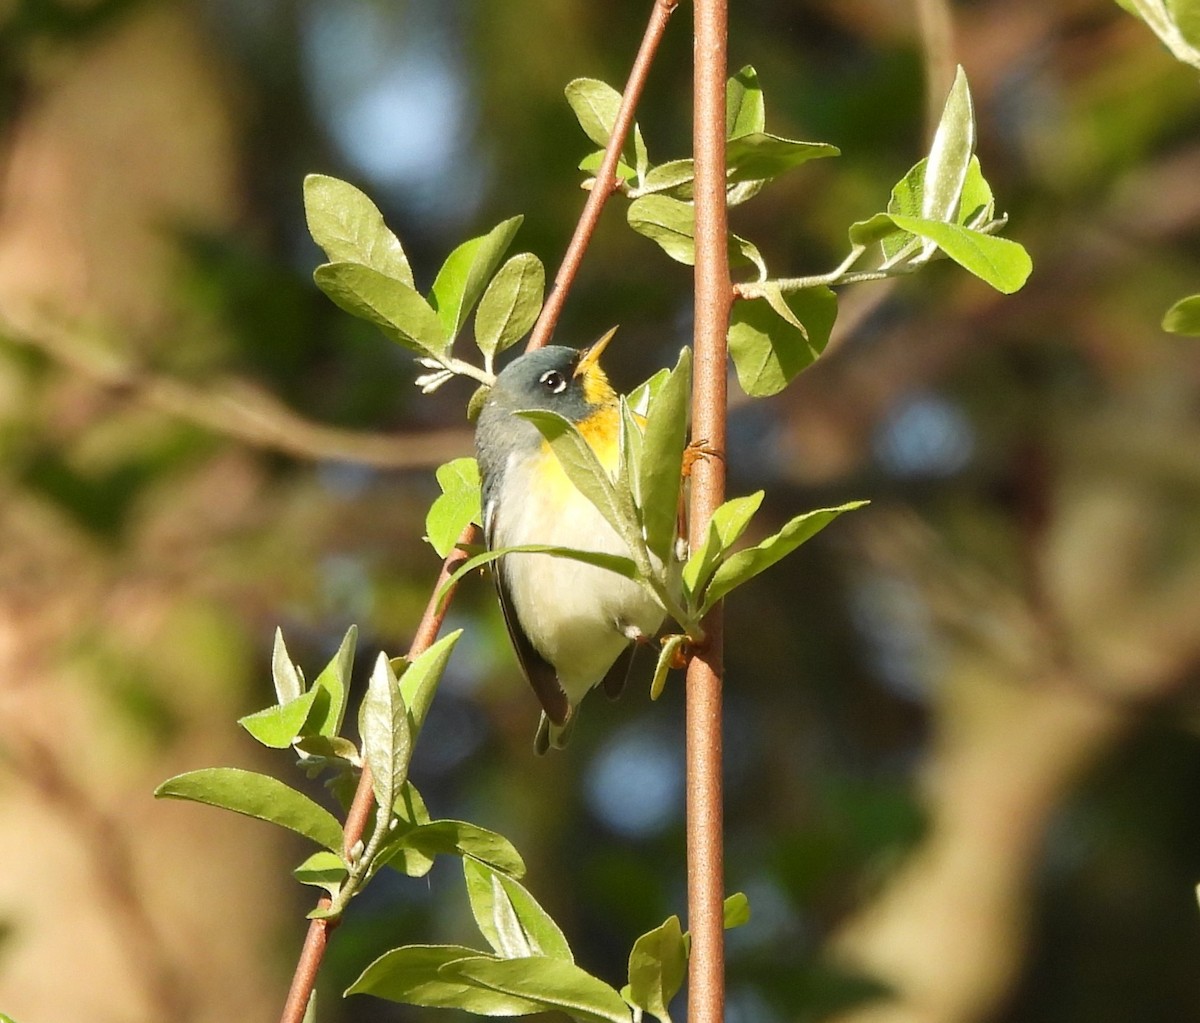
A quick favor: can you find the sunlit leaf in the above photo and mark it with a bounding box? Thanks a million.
[271,627,304,704]
[155,768,343,851]
[725,132,839,183]
[475,254,545,360]
[464,859,573,961]
[303,174,414,287]
[430,217,523,342]
[347,945,546,1015]
[238,688,321,749]
[886,215,1033,293]
[397,630,463,741]
[564,78,644,174]
[958,156,995,226]
[638,348,691,562]
[627,368,671,417]
[314,262,446,355]
[701,502,868,614]
[578,149,638,186]
[378,820,526,879]
[360,654,411,825]
[921,67,975,225]
[726,65,765,138]
[443,957,632,1023]
[682,491,765,599]
[627,914,686,1023]
[637,159,696,197]
[426,458,482,558]
[723,891,751,928]
[305,626,357,739]
[1163,293,1200,335]
[293,850,347,899]
[727,286,836,397]
[627,194,768,275]
[650,635,685,701]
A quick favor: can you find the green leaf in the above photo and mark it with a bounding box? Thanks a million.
[725,132,839,184]
[474,254,545,360]
[723,892,751,929]
[443,957,632,1023]
[682,491,765,599]
[627,914,687,1023]
[379,820,526,879]
[238,688,321,749]
[430,217,524,342]
[637,159,696,197]
[439,544,642,612]
[638,348,691,562]
[426,457,482,558]
[347,945,547,1015]
[306,626,357,739]
[885,216,1033,294]
[271,627,304,703]
[578,149,638,186]
[397,629,464,742]
[627,368,671,417]
[921,67,975,225]
[155,768,343,851]
[1163,293,1200,335]
[314,262,446,355]
[360,653,411,824]
[303,174,414,288]
[463,859,573,961]
[627,194,768,276]
[701,502,867,614]
[650,635,685,700]
[958,156,995,226]
[727,286,836,397]
[515,409,639,543]
[726,65,765,138]
[564,78,645,174]
[294,850,348,899]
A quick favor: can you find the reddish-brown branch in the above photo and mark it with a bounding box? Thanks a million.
[527,0,680,352]
[687,3,732,1023]
[277,4,678,1018]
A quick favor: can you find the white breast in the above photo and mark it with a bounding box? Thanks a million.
[492,449,664,702]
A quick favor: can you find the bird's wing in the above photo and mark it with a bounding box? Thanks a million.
[485,497,571,726]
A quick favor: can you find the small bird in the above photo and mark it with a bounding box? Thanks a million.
[475,331,665,752]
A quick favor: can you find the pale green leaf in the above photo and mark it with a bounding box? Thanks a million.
[426,457,482,558]
[238,688,321,749]
[627,194,769,275]
[464,859,573,961]
[293,850,347,899]
[155,768,343,851]
[886,215,1033,294]
[921,67,975,224]
[727,286,836,397]
[430,217,524,342]
[578,149,638,186]
[347,945,547,1015]
[314,262,446,355]
[627,914,686,1023]
[650,635,685,700]
[303,174,414,287]
[397,629,464,741]
[701,502,867,614]
[378,819,526,878]
[1163,293,1200,335]
[958,156,995,226]
[565,78,624,148]
[638,159,696,197]
[360,653,411,822]
[638,348,691,562]
[444,957,632,1023]
[725,132,839,184]
[682,491,765,599]
[305,626,357,739]
[475,254,545,359]
[723,892,751,929]
[271,627,304,703]
[627,368,671,417]
[726,65,765,138]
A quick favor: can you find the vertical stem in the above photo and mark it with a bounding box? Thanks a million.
[688,3,731,1023]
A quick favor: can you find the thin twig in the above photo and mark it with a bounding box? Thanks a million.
[687,3,731,1023]
[527,0,680,351]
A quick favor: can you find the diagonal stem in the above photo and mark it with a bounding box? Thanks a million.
[528,0,680,352]
[277,4,678,1021]
[687,3,731,1023]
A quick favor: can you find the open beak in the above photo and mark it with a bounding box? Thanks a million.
[574,326,618,378]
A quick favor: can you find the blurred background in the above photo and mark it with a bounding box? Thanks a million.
[0,1,1199,1021]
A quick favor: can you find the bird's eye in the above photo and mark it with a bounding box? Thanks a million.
[539,369,567,394]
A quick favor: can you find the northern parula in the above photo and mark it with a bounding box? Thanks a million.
[475,331,665,753]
